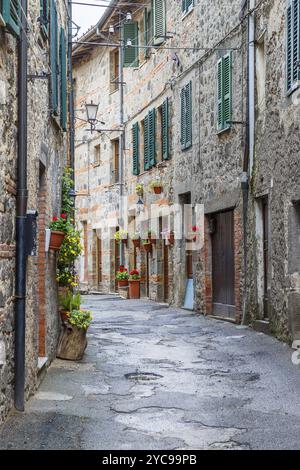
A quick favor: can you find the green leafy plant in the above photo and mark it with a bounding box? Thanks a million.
[114,229,128,243]
[116,269,129,281]
[59,290,81,312]
[49,214,70,232]
[68,309,93,330]
[61,167,75,217]
[149,179,163,189]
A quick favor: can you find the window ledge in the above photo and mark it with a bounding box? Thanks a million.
[92,162,101,168]
[182,6,194,21]
[109,88,119,96]
[286,81,300,97]
[216,126,231,135]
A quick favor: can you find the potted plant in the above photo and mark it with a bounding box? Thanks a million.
[57,308,93,361]
[135,183,143,197]
[129,269,141,299]
[116,266,129,287]
[186,225,200,242]
[114,229,128,245]
[131,233,141,248]
[58,290,81,323]
[49,214,68,250]
[150,180,163,194]
[142,239,152,253]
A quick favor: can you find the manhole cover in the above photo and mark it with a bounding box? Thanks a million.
[125,372,163,381]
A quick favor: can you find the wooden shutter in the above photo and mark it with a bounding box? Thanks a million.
[60,27,67,131]
[217,54,232,131]
[293,0,300,83]
[185,81,192,148]
[123,22,139,67]
[1,0,20,36]
[132,123,140,175]
[149,108,156,167]
[287,2,293,91]
[181,87,186,150]
[223,53,232,129]
[217,58,223,131]
[144,8,150,59]
[162,98,170,160]
[182,0,193,13]
[40,0,49,35]
[50,0,59,115]
[144,115,150,170]
[153,0,166,45]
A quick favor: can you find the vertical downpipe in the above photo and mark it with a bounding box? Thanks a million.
[242,0,255,325]
[68,0,75,180]
[119,16,125,266]
[15,0,28,411]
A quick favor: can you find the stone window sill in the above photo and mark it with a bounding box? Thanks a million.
[182,6,194,21]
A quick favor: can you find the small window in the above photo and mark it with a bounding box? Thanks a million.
[157,99,170,162]
[181,82,192,150]
[93,144,101,166]
[112,139,120,183]
[110,48,119,92]
[182,0,194,16]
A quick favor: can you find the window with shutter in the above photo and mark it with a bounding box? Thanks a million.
[149,108,157,167]
[286,0,300,93]
[153,0,166,45]
[182,0,194,15]
[50,0,59,116]
[1,0,20,36]
[181,82,192,150]
[162,98,170,160]
[40,0,49,37]
[132,123,140,176]
[144,115,150,170]
[60,27,67,131]
[122,22,139,67]
[217,53,232,132]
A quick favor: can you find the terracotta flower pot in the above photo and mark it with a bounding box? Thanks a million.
[118,279,129,288]
[153,186,163,194]
[143,242,152,253]
[132,239,140,248]
[121,238,128,245]
[59,309,69,323]
[129,280,140,299]
[50,230,65,250]
[168,233,175,245]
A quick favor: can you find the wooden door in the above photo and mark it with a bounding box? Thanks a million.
[83,221,88,283]
[97,236,102,286]
[115,227,120,291]
[211,210,235,318]
[262,198,269,319]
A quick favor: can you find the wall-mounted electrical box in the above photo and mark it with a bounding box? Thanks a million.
[26,210,38,256]
[45,229,51,252]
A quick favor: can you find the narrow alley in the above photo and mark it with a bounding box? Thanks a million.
[1,295,300,450]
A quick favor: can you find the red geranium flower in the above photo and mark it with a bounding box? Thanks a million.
[192,225,199,232]
[61,213,67,219]
[130,269,139,276]
[53,216,58,221]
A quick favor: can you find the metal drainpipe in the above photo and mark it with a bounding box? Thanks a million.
[68,0,75,181]
[241,0,255,325]
[119,15,125,266]
[15,0,28,411]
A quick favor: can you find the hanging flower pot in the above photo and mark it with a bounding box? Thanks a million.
[132,238,140,248]
[49,230,66,250]
[116,267,129,287]
[142,240,152,253]
[150,180,163,195]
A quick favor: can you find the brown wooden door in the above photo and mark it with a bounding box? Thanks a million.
[211,210,235,318]
[262,198,269,319]
[115,227,120,291]
[97,237,102,286]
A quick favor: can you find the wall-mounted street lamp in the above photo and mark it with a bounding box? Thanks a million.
[85,100,99,126]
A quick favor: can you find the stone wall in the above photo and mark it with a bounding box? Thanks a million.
[0,0,68,423]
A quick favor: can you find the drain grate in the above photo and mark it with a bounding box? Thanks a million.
[125,372,163,381]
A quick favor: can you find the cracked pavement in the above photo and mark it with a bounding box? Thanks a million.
[1,294,300,450]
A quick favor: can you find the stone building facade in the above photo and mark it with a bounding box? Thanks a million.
[73,0,300,343]
[0,0,68,423]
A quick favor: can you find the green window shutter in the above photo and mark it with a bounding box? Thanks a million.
[180,87,186,150]
[162,98,170,160]
[217,58,223,131]
[60,27,67,131]
[153,0,166,45]
[149,108,156,167]
[144,115,150,170]
[182,0,193,14]
[40,0,49,35]
[122,22,139,67]
[292,0,300,83]
[185,81,192,148]
[144,8,150,59]
[1,0,20,36]
[287,3,293,91]
[132,123,140,175]
[223,53,232,129]
[50,0,59,115]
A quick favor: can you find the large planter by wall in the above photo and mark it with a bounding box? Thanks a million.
[129,280,140,299]
[57,323,87,361]
[118,279,129,288]
[59,309,69,323]
[49,230,65,250]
